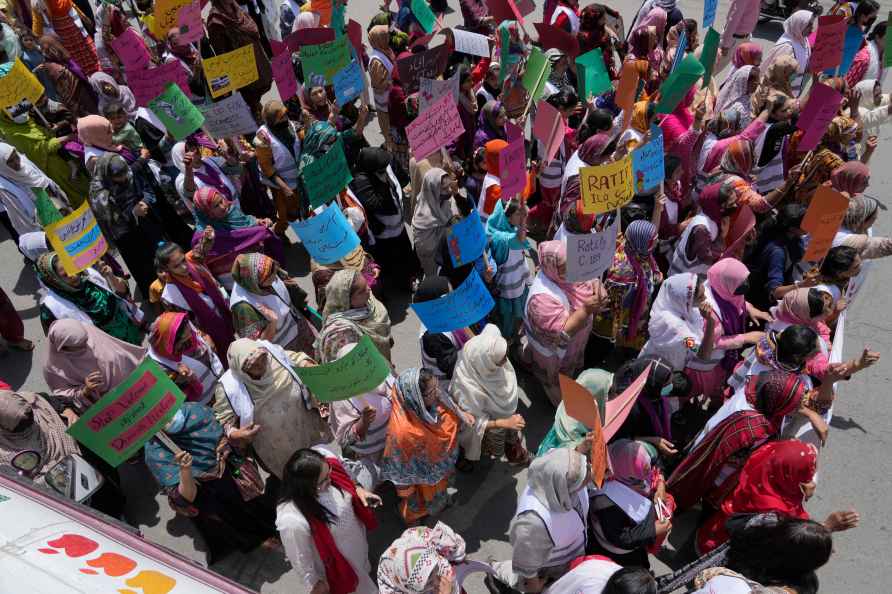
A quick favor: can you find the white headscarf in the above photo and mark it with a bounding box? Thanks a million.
[0,143,52,189]
[451,324,518,420]
[766,10,813,74]
[640,272,705,370]
[527,447,588,512]
[716,65,755,119]
[411,167,454,254]
[854,78,881,109]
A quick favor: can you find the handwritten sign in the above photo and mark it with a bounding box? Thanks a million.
[396,44,449,93]
[670,30,687,75]
[810,15,846,73]
[199,94,257,138]
[333,61,364,106]
[533,22,580,58]
[0,59,44,112]
[411,269,495,333]
[272,50,298,100]
[128,61,190,106]
[152,0,192,37]
[631,125,665,193]
[565,216,618,282]
[797,82,844,151]
[177,0,203,44]
[110,29,152,71]
[290,203,361,265]
[295,336,390,402]
[533,99,564,166]
[419,71,460,112]
[411,0,437,33]
[67,360,185,467]
[301,36,351,84]
[44,201,109,275]
[148,83,204,141]
[703,0,718,29]
[656,54,705,114]
[452,29,491,57]
[447,210,487,267]
[204,45,259,99]
[301,137,353,209]
[522,46,552,102]
[580,156,634,215]
[801,186,849,261]
[699,27,721,88]
[576,47,612,100]
[499,123,527,197]
[406,93,465,161]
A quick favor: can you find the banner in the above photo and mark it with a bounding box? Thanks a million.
[810,15,846,72]
[656,54,705,114]
[576,47,612,99]
[419,71,460,112]
[565,216,619,282]
[301,137,353,208]
[406,93,465,161]
[631,125,665,193]
[148,83,204,141]
[290,203,361,265]
[521,47,551,102]
[797,82,844,151]
[499,123,527,197]
[396,44,449,93]
[295,336,391,402]
[533,22,580,58]
[199,94,258,138]
[110,29,152,71]
[271,49,298,101]
[699,27,721,88]
[801,186,849,261]
[447,210,487,267]
[67,359,185,467]
[452,29,491,57]
[128,61,190,106]
[333,61,365,106]
[151,0,192,37]
[0,59,44,112]
[532,99,564,165]
[579,156,634,215]
[44,201,109,275]
[204,45,260,99]
[177,0,203,44]
[411,0,437,33]
[301,36,352,84]
[411,269,495,333]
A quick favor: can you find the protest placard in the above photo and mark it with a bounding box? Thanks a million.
[199,94,257,138]
[204,45,260,99]
[631,125,665,193]
[616,61,640,129]
[406,93,465,161]
[797,82,844,151]
[656,54,705,114]
[533,22,580,58]
[576,48,612,99]
[603,362,652,442]
[447,210,487,267]
[301,36,351,84]
[67,360,186,467]
[500,123,527,197]
[559,373,609,483]
[420,71,460,112]
[521,46,551,102]
[411,0,437,33]
[272,50,298,100]
[580,156,634,215]
[533,99,564,166]
[295,336,391,402]
[347,19,363,56]
[886,13,892,67]
[565,216,618,282]
[152,0,192,37]
[110,29,152,71]
[801,186,849,261]
[44,201,109,275]
[452,29,491,57]
[487,0,530,25]
[177,0,203,44]
[699,27,721,88]
[284,27,336,51]
[148,83,204,141]
[290,203,361,265]
[333,61,365,106]
[397,44,449,93]
[411,269,495,333]
[834,25,864,75]
[128,61,191,106]
[0,59,44,112]
[810,15,846,72]
[703,0,718,28]
[301,137,353,209]
[670,30,687,75]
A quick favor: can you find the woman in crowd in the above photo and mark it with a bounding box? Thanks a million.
[609,357,680,460]
[378,522,467,594]
[310,245,380,312]
[760,10,813,95]
[537,369,612,456]
[473,101,508,150]
[0,142,66,236]
[317,269,393,363]
[834,193,892,259]
[368,25,395,149]
[171,139,242,209]
[148,312,223,405]
[32,34,98,118]
[486,200,531,339]
[412,167,458,279]
[845,20,887,88]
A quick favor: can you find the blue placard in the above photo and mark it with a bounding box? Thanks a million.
[411,269,495,333]
[631,124,665,193]
[703,0,717,29]
[670,30,687,75]
[333,61,364,106]
[290,203,361,265]
[447,210,487,267]
[825,25,865,76]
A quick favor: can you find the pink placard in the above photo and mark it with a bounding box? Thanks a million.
[499,122,526,197]
[532,99,564,165]
[110,28,151,71]
[347,19,363,57]
[177,0,203,44]
[796,82,844,151]
[406,93,465,161]
[272,50,298,100]
[809,15,846,73]
[128,61,191,106]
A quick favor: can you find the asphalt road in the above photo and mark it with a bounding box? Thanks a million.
[2,1,892,592]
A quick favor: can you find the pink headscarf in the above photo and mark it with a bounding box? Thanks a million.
[538,240,594,310]
[830,161,870,196]
[77,115,115,149]
[707,258,748,316]
[608,439,655,495]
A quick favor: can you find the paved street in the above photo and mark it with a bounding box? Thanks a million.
[2,0,892,592]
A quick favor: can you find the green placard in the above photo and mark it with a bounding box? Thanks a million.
[411,0,437,34]
[148,83,205,141]
[521,47,552,102]
[699,27,721,88]
[67,359,186,467]
[295,335,391,402]
[656,54,705,114]
[885,12,892,67]
[576,47,613,99]
[301,36,351,84]
[302,136,353,208]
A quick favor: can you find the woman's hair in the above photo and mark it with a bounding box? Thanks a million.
[868,19,887,41]
[604,567,657,594]
[505,199,523,218]
[280,449,337,525]
[546,87,579,111]
[854,0,880,22]
[768,92,791,115]
[682,18,698,38]
[776,325,818,367]
[154,242,182,273]
[819,246,859,278]
[807,288,827,318]
[577,108,614,143]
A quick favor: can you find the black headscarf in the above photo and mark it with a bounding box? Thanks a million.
[349,147,399,215]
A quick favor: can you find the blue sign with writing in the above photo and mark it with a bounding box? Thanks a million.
[631,125,665,193]
[411,269,495,333]
[333,60,364,106]
[290,203,361,265]
[447,209,487,267]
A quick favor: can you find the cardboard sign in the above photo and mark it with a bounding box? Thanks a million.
[487,0,530,25]
[0,59,44,112]
[631,125,665,193]
[670,30,687,75]
[283,27,336,52]
[603,362,652,442]
[128,61,190,106]
[301,36,351,84]
[703,0,718,28]
[272,50,298,101]
[411,0,437,33]
[833,25,865,75]
[177,0,203,44]
[67,360,185,467]
[204,45,260,99]
[801,186,849,261]
[521,46,552,102]
[565,216,619,282]
[532,99,564,165]
[796,82,844,151]
[499,123,527,197]
[419,71,460,112]
[452,29,491,57]
[406,93,465,161]
[148,83,205,141]
[152,0,192,37]
[699,27,721,88]
[411,269,495,333]
[886,12,892,68]
[295,336,391,402]
[447,210,487,267]
[580,156,634,215]
[396,44,449,93]
[44,201,109,275]
[534,22,580,58]
[333,61,365,106]
[290,203,361,265]
[616,61,640,130]
[199,94,258,138]
[301,136,353,209]
[656,54,705,114]
[347,19,363,57]
[810,15,846,73]
[110,29,152,71]
[576,48,612,100]
[558,373,608,487]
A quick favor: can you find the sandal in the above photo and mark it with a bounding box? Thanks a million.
[455,458,476,473]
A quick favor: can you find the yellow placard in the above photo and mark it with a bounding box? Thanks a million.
[0,59,45,111]
[152,0,192,37]
[203,45,260,99]
[579,155,634,215]
[44,202,109,275]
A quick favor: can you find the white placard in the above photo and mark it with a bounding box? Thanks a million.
[199,94,258,139]
[452,28,491,57]
[565,217,619,283]
[419,71,461,113]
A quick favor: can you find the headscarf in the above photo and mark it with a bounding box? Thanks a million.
[484,140,508,176]
[451,324,518,420]
[294,11,319,30]
[396,367,439,426]
[765,10,813,75]
[608,438,655,495]
[149,312,194,362]
[613,356,674,440]
[208,0,259,36]
[732,42,763,70]
[377,522,466,594]
[171,142,234,201]
[628,26,655,60]
[609,220,659,340]
[476,101,507,146]
[830,161,870,196]
[538,240,594,310]
[231,253,278,294]
[537,369,613,456]
[630,101,651,135]
[697,182,724,227]
[823,115,858,150]
[77,115,115,150]
[528,447,588,511]
[191,186,255,230]
[167,27,199,63]
[578,133,612,164]
[715,66,755,116]
[0,390,79,485]
[368,25,395,62]
[299,121,339,173]
[412,168,452,243]
[770,288,829,328]
[634,7,667,39]
[0,142,52,189]
[854,78,881,109]
[352,147,397,213]
[843,195,880,231]
[642,272,706,370]
[715,138,754,181]
[144,403,224,487]
[301,85,330,122]
[88,72,137,117]
[227,338,297,408]
[578,4,611,56]
[706,258,748,337]
[320,269,392,359]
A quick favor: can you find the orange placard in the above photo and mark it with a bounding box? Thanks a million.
[559,374,608,488]
[616,60,640,131]
[603,362,652,442]
[801,186,850,261]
